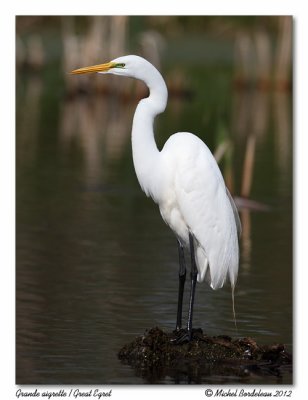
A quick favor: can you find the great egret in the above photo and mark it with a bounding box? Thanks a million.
[71,55,241,342]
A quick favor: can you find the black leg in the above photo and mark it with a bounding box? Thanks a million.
[176,239,186,331]
[171,233,198,344]
[187,233,198,340]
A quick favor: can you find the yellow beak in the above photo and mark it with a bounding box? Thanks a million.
[70,61,116,75]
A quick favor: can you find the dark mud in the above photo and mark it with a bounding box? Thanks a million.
[118,327,292,383]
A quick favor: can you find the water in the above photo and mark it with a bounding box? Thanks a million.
[16,50,292,384]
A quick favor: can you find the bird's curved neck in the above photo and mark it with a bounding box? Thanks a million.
[132,66,168,199]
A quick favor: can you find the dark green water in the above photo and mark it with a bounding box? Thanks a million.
[16,47,292,383]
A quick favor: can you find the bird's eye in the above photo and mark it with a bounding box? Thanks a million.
[115,63,125,68]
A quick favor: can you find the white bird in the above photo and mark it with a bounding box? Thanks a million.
[71,55,241,342]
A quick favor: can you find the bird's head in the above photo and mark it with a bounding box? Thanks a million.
[71,54,167,109]
[71,55,152,81]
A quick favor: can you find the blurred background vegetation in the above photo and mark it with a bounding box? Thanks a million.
[16,15,292,195]
[16,16,293,384]
[16,16,292,99]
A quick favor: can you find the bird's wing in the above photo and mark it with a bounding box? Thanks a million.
[226,187,242,239]
[173,135,239,289]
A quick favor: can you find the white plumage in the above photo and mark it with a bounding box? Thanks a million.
[159,132,240,289]
[71,55,241,340]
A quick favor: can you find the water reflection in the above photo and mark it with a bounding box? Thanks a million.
[16,75,43,168]
[59,96,133,185]
[273,91,292,193]
[16,19,292,384]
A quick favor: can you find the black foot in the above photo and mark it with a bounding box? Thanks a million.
[170,328,192,344]
[170,328,203,344]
